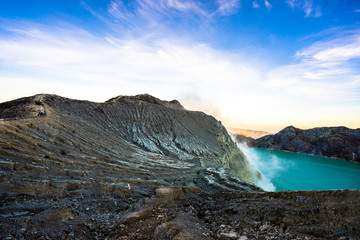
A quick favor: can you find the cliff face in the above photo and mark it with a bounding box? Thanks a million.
[252,126,360,162]
[0,94,257,197]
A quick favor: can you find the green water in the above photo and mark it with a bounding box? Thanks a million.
[249,148,360,191]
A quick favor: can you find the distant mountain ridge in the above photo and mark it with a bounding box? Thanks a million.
[252,125,360,163]
[229,128,271,139]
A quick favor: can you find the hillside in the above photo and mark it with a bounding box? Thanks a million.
[0,94,257,194]
[252,126,360,162]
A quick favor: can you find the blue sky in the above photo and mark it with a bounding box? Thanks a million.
[0,0,360,131]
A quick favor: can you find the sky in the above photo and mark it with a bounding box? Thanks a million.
[0,0,360,132]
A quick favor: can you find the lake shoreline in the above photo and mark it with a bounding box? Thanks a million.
[251,147,360,164]
[245,147,360,191]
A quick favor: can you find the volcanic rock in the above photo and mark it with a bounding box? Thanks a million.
[233,134,255,146]
[0,94,259,238]
[0,94,359,239]
[252,126,360,162]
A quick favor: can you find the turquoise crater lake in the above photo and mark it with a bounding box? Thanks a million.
[247,148,360,191]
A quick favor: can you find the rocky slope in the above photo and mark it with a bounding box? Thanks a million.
[0,94,259,237]
[252,126,360,163]
[0,95,359,239]
[0,94,257,194]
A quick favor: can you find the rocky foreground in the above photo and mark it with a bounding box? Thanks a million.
[250,126,360,163]
[0,94,359,239]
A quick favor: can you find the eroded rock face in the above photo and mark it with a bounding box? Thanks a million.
[251,126,360,162]
[0,94,257,196]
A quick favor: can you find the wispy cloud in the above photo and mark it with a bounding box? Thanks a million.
[253,1,260,8]
[136,0,206,15]
[216,0,241,15]
[264,0,272,9]
[167,0,203,12]
[102,0,212,33]
[266,30,360,101]
[0,23,260,104]
[296,30,360,63]
[81,1,115,26]
[105,0,241,28]
[286,0,321,17]
[107,1,134,22]
[299,43,360,63]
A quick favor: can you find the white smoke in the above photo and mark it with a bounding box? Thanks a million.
[235,141,276,191]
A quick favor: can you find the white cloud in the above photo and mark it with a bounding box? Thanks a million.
[266,30,360,102]
[264,0,272,9]
[89,0,243,36]
[136,0,207,17]
[136,0,242,17]
[286,0,321,17]
[286,0,295,8]
[0,24,260,104]
[167,0,201,12]
[108,1,134,22]
[217,0,240,15]
[253,1,260,8]
[103,0,212,31]
[303,0,312,17]
[296,32,360,63]
[309,43,360,63]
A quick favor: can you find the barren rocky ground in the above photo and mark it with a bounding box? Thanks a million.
[0,94,359,239]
